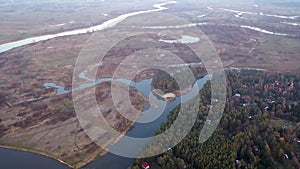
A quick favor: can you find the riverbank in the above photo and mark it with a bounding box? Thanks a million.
[137,92,157,108]
[0,113,142,169]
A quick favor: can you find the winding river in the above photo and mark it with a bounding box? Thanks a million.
[1,70,210,169]
[0,1,177,54]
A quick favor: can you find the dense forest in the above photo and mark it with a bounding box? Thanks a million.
[130,70,300,169]
[151,67,207,94]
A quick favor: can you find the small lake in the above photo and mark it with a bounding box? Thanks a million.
[159,35,200,44]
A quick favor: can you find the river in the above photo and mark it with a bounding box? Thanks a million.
[0,1,177,54]
[0,74,210,169]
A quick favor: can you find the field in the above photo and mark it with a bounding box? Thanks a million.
[0,0,156,44]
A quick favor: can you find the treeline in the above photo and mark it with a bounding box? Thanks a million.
[151,67,207,94]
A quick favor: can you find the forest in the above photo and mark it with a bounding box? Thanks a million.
[130,69,300,169]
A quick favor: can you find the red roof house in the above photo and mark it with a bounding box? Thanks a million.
[141,162,150,169]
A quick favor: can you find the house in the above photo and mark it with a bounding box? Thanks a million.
[206,119,212,125]
[142,162,150,169]
[279,137,285,142]
[232,94,242,105]
[235,160,242,168]
[294,138,300,143]
[235,160,241,165]
[284,154,289,159]
[253,145,259,152]
[234,93,241,97]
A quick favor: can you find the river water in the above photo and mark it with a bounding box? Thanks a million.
[1,74,210,169]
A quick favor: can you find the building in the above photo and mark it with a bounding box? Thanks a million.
[142,162,150,169]
[279,137,285,142]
